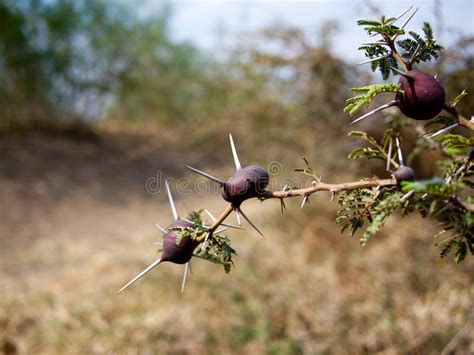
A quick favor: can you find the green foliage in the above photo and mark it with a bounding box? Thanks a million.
[340,126,473,262]
[435,207,473,263]
[196,233,236,273]
[357,17,405,38]
[0,0,209,127]
[336,188,377,237]
[344,83,400,115]
[438,134,474,156]
[397,22,444,64]
[357,15,405,79]
[357,12,442,78]
[401,179,464,197]
[348,130,399,167]
[336,187,419,246]
[360,190,404,246]
[294,157,321,182]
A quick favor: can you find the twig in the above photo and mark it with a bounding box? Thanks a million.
[195,205,233,242]
[261,178,396,200]
[193,179,397,240]
[444,104,474,131]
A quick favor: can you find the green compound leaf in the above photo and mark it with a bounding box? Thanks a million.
[195,233,236,273]
[344,83,400,116]
[401,178,465,197]
[348,147,385,161]
[360,191,403,246]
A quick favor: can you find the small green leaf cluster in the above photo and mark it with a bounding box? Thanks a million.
[357,14,443,78]
[397,23,443,64]
[196,233,236,273]
[294,157,321,182]
[344,84,401,116]
[347,129,399,167]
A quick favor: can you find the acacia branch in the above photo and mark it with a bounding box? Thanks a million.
[261,178,397,200]
[383,34,409,71]
[195,178,397,242]
[196,205,233,242]
[444,104,474,131]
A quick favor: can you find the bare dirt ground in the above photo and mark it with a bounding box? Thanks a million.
[1,131,473,354]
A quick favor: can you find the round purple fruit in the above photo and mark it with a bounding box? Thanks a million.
[393,166,416,183]
[161,219,200,264]
[220,165,269,206]
[395,70,445,120]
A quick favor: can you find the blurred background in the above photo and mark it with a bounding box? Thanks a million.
[1,0,473,353]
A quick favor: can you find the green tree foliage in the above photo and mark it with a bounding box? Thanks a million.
[0,0,206,127]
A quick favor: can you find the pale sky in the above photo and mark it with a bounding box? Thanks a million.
[162,0,474,62]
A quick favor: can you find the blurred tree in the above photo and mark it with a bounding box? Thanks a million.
[0,0,207,129]
[441,36,474,115]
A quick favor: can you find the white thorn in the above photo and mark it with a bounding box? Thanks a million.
[237,207,264,237]
[221,222,244,230]
[400,189,415,202]
[215,227,229,234]
[199,232,211,256]
[395,137,404,167]
[204,209,242,229]
[425,123,459,140]
[350,101,397,125]
[204,209,217,222]
[153,241,163,246]
[386,138,393,172]
[357,54,390,65]
[409,43,422,64]
[165,180,179,221]
[186,166,226,185]
[229,133,242,171]
[389,66,409,77]
[300,195,309,209]
[182,217,195,225]
[117,258,162,294]
[361,41,389,46]
[154,223,167,235]
[235,208,241,226]
[394,6,414,22]
[181,262,189,293]
[400,7,418,30]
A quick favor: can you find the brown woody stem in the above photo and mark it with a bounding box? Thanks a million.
[195,178,397,240]
[261,178,397,200]
[444,104,474,132]
[196,205,233,242]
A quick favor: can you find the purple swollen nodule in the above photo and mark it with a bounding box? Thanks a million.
[117,219,199,293]
[393,166,416,183]
[221,165,270,206]
[186,134,268,236]
[351,69,446,125]
[161,219,200,264]
[395,70,446,120]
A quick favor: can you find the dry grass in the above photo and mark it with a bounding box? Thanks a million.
[1,131,473,354]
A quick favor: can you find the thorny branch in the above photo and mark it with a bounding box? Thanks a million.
[195,178,398,241]
[444,104,474,132]
[261,178,396,199]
